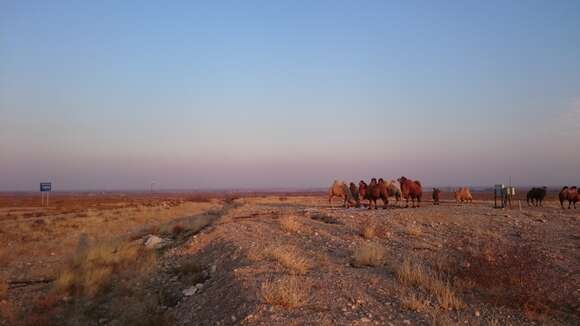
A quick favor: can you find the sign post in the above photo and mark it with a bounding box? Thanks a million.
[40,182,52,207]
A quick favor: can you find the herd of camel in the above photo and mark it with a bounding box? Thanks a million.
[329,178,579,209]
[328,177,472,209]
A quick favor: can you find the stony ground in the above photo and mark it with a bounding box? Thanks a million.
[162,196,579,325]
[1,193,579,325]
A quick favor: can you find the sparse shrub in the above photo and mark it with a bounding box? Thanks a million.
[360,224,376,239]
[397,258,429,286]
[396,258,464,310]
[267,246,311,274]
[279,196,288,201]
[279,215,300,233]
[351,242,386,267]
[401,291,427,312]
[431,280,464,310]
[55,237,156,298]
[406,224,422,237]
[260,276,309,308]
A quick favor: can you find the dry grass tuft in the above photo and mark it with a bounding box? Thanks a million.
[401,291,428,312]
[406,224,422,237]
[279,215,301,233]
[360,224,376,239]
[396,258,464,310]
[351,242,386,267]
[267,246,311,274]
[397,258,429,286]
[55,236,156,298]
[260,276,309,308]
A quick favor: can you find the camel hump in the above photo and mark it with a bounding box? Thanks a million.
[414,180,422,187]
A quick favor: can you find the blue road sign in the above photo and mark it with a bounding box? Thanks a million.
[40,182,52,192]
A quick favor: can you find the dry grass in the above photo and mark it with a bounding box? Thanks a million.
[260,276,309,308]
[407,224,422,237]
[360,224,376,239]
[55,236,156,298]
[487,319,500,326]
[401,291,428,312]
[267,246,311,274]
[351,242,386,267]
[396,258,464,310]
[279,215,301,233]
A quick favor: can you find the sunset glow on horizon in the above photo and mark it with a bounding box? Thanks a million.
[1,1,579,191]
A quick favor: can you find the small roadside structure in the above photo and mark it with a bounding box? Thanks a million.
[494,184,516,209]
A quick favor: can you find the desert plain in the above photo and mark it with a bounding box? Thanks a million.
[0,190,579,325]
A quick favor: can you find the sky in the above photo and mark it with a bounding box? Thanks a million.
[1,0,579,191]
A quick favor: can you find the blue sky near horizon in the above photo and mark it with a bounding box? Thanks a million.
[1,1,579,190]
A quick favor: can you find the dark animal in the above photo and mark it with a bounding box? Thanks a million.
[398,176,423,208]
[358,179,389,209]
[358,180,368,206]
[432,188,441,205]
[328,180,357,208]
[526,187,547,207]
[366,178,389,209]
